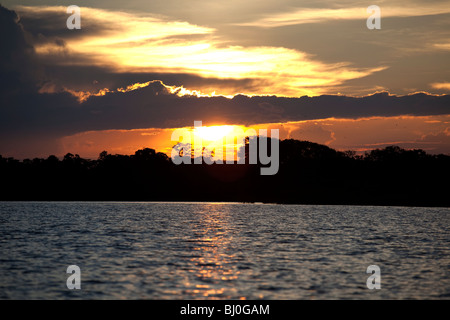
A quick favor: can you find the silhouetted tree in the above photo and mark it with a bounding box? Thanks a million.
[0,140,448,206]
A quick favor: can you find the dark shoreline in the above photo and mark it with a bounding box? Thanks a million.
[2,139,449,208]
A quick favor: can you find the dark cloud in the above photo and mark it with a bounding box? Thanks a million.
[41,65,261,95]
[3,80,450,136]
[0,5,43,97]
[15,5,119,42]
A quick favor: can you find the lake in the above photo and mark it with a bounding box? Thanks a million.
[0,202,448,299]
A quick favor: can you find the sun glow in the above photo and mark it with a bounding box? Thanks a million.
[194,125,235,142]
[171,124,253,163]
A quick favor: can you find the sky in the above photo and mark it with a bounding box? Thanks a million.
[0,0,449,159]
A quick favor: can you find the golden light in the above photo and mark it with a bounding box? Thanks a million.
[21,6,385,97]
[194,125,235,142]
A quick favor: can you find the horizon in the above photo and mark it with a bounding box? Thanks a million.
[2,135,449,161]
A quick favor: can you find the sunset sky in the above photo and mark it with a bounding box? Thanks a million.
[1,0,449,159]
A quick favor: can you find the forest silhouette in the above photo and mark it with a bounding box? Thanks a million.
[1,138,449,206]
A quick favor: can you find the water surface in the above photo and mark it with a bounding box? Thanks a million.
[0,202,448,299]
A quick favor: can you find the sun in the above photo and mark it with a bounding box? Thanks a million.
[194,125,234,142]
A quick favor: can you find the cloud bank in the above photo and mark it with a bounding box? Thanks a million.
[14,5,386,97]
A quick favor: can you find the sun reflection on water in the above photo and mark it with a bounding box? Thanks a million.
[181,204,244,299]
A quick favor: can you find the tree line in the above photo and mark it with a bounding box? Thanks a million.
[1,139,449,206]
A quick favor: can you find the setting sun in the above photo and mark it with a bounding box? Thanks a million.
[194,125,235,142]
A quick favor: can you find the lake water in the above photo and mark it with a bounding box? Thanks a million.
[0,202,449,299]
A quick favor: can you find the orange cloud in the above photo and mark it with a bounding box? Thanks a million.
[431,83,450,91]
[238,5,450,28]
[19,5,386,97]
[59,115,450,159]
